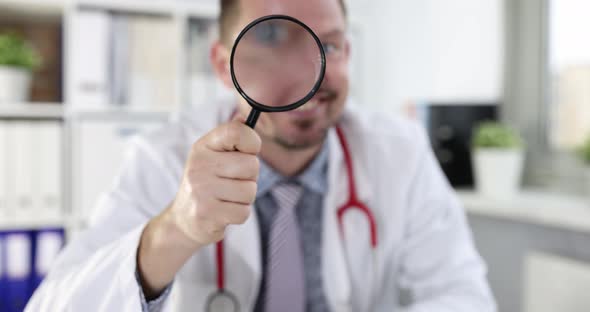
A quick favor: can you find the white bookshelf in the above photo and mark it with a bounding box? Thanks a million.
[0,0,220,235]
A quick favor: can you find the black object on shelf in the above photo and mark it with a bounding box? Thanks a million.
[421,103,498,188]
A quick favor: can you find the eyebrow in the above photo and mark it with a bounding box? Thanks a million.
[318,29,346,38]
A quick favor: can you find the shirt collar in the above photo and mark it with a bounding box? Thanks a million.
[257,142,329,198]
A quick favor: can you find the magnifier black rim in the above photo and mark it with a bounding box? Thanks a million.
[230,14,326,113]
[205,289,240,312]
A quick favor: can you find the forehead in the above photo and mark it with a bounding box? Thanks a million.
[236,0,346,36]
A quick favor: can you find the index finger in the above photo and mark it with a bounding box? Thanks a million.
[205,120,262,155]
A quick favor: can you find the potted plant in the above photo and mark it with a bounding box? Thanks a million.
[577,136,590,195]
[0,32,41,103]
[472,121,525,199]
[578,137,590,164]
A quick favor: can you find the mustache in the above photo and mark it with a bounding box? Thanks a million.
[315,88,338,101]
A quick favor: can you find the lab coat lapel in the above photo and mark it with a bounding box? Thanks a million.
[322,123,376,311]
[322,128,353,310]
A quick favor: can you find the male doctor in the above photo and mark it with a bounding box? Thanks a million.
[27,0,496,311]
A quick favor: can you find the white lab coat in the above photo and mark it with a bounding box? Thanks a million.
[26,100,496,312]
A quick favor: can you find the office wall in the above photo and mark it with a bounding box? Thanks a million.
[348,0,504,112]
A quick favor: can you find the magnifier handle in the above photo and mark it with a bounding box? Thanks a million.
[245,109,261,129]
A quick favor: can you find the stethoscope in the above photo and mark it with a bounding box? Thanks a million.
[205,125,378,312]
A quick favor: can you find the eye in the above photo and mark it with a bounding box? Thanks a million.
[254,22,287,45]
[322,42,338,55]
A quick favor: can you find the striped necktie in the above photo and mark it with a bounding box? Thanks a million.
[264,182,306,312]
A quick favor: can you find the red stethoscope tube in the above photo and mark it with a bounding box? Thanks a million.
[212,125,378,297]
[334,126,378,248]
[216,240,225,291]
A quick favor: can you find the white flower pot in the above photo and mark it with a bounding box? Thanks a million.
[473,148,525,200]
[0,65,32,103]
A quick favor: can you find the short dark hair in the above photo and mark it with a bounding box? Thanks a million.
[218,0,347,46]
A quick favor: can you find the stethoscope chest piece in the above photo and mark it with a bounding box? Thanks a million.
[206,290,240,312]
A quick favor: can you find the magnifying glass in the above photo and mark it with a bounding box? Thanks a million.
[230,15,326,128]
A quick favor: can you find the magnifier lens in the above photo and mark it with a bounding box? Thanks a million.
[232,18,323,109]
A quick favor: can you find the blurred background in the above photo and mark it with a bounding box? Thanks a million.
[0,0,589,311]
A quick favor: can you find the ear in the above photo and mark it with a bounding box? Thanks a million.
[210,41,234,89]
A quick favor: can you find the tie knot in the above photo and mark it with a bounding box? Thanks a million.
[271,182,303,211]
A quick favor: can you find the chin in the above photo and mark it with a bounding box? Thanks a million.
[274,122,330,150]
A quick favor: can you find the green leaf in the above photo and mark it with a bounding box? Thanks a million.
[577,136,590,165]
[0,32,42,70]
[472,121,524,149]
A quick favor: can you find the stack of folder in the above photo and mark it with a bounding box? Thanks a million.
[0,121,62,221]
[0,228,65,311]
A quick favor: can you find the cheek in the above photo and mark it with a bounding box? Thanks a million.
[326,61,349,89]
[235,99,252,120]
[234,99,275,133]
[255,113,275,135]
[337,64,350,87]
[330,65,350,104]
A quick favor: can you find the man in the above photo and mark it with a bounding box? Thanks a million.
[27,0,496,311]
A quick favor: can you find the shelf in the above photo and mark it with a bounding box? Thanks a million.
[0,104,172,121]
[458,189,590,234]
[0,215,66,231]
[67,106,172,121]
[0,0,66,20]
[0,0,218,20]
[0,103,64,119]
[77,0,218,18]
